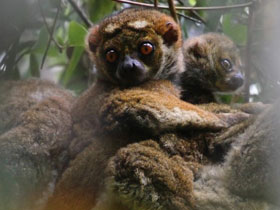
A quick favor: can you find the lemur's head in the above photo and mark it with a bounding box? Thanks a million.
[183,32,244,92]
[86,8,184,87]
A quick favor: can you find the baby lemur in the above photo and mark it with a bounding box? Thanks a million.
[44,8,237,210]
[181,33,244,104]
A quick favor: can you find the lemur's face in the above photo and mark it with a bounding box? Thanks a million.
[183,33,244,92]
[87,9,183,87]
[214,48,244,92]
[96,26,163,87]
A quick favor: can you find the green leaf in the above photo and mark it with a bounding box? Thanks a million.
[218,94,232,104]
[56,27,67,46]
[30,54,40,77]
[68,21,88,47]
[189,0,196,6]
[32,27,49,53]
[61,46,84,86]
[222,14,247,45]
[88,0,115,23]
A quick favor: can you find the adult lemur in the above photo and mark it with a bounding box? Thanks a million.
[43,8,240,210]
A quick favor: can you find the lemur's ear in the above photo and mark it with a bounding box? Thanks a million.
[185,38,207,58]
[156,17,181,46]
[87,25,100,53]
[162,21,179,45]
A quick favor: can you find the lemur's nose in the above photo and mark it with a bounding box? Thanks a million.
[229,73,244,89]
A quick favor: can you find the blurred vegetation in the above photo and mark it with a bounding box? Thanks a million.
[0,0,279,101]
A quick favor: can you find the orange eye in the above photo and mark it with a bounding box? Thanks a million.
[140,42,154,55]
[106,50,118,63]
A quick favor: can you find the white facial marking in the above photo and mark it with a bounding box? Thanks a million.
[104,23,119,33]
[128,20,149,29]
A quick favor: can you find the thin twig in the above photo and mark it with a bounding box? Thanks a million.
[167,0,178,22]
[189,10,206,24]
[112,0,253,11]
[244,4,255,102]
[148,0,204,24]
[176,0,184,5]
[37,0,63,52]
[174,0,206,24]
[67,0,93,28]
[40,2,61,70]
[177,12,203,24]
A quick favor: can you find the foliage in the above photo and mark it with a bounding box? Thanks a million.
[0,0,279,101]
[0,0,118,93]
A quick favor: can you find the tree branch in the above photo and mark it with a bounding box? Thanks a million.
[154,0,158,8]
[177,12,203,24]
[40,2,61,70]
[67,0,93,28]
[189,10,206,24]
[167,0,178,23]
[112,0,253,11]
[37,0,63,52]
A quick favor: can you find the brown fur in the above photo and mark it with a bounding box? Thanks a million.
[44,76,252,210]
[92,101,276,210]
[44,79,229,210]
[0,79,74,135]
[0,79,74,210]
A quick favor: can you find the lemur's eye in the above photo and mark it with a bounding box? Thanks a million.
[220,59,232,72]
[106,49,118,63]
[139,42,154,55]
